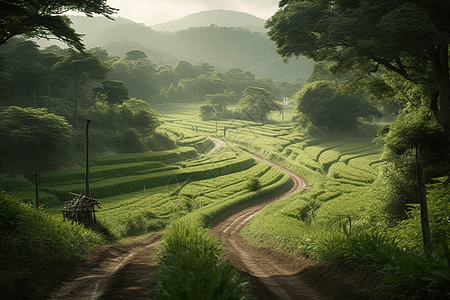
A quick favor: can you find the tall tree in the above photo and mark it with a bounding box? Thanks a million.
[0,0,117,51]
[266,0,450,132]
[54,51,109,127]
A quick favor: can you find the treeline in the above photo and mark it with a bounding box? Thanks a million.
[0,37,304,176]
[79,21,314,81]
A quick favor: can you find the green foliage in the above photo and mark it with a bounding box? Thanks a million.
[0,192,104,285]
[237,86,282,123]
[91,147,198,166]
[0,0,118,51]
[378,107,450,222]
[151,218,252,300]
[246,178,261,191]
[94,80,129,104]
[280,199,310,221]
[380,241,450,300]
[42,152,255,201]
[53,51,110,126]
[392,177,450,251]
[294,81,381,131]
[266,0,450,131]
[0,106,72,175]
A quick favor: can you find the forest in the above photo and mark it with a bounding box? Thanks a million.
[1,0,450,299]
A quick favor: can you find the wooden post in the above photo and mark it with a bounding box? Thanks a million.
[86,118,91,198]
[416,146,431,252]
[34,170,39,209]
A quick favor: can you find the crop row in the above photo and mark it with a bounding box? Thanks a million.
[92,146,198,166]
[42,154,256,201]
[40,161,165,184]
[179,162,272,199]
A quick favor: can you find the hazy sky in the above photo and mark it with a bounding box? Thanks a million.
[107,0,280,25]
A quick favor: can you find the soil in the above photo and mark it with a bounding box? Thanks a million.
[3,151,386,300]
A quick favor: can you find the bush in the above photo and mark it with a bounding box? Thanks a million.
[151,218,253,300]
[246,177,261,191]
[0,192,104,286]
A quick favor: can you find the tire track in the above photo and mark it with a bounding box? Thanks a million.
[48,235,161,300]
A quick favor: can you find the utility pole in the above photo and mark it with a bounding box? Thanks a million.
[86,118,91,198]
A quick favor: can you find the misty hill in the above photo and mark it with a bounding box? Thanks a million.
[151,9,266,33]
[82,23,313,81]
[33,12,313,81]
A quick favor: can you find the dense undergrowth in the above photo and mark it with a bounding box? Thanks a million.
[0,192,104,289]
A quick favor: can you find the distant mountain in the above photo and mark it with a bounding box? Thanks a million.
[151,9,267,33]
[33,12,314,81]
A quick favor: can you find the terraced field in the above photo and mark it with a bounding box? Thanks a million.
[2,103,386,299]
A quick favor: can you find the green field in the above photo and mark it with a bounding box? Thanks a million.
[2,103,448,298]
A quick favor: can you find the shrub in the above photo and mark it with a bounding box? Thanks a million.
[151,218,253,300]
[0,192,104,286]
[246,177,261,191]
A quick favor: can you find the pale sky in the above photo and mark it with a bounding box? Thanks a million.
[106,0,280,25]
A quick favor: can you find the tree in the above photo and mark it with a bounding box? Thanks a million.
[266,0,450,251]
[53,51,109,127]
[238,86,282,123]
[124,50,148,66]
[266,0,450,132]
[0,106,72,174]
[0,0,117,51]
[93,80,129,104]
[199,103,217,121]
[294,81,381,131]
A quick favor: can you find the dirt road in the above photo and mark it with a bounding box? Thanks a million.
[47,235,162,300]
[210,155,383,300]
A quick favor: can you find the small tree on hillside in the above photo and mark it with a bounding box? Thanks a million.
[238,86,282,123]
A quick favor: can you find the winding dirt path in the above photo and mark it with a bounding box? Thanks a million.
[209,140,383,300]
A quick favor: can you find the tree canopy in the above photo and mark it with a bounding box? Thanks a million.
[0,0,117,51]
[266,0,450,132]
[0,106,72,174]
[238,86,282,123]
[295,81,381,131]
[54,51,109,126]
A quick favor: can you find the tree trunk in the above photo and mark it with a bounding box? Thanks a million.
[416,147,432,252]
[430,44,450,133]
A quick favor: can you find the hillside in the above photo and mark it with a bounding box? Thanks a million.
[34,12,313,81]
[82,22,313,81]
[151,9,267,33]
